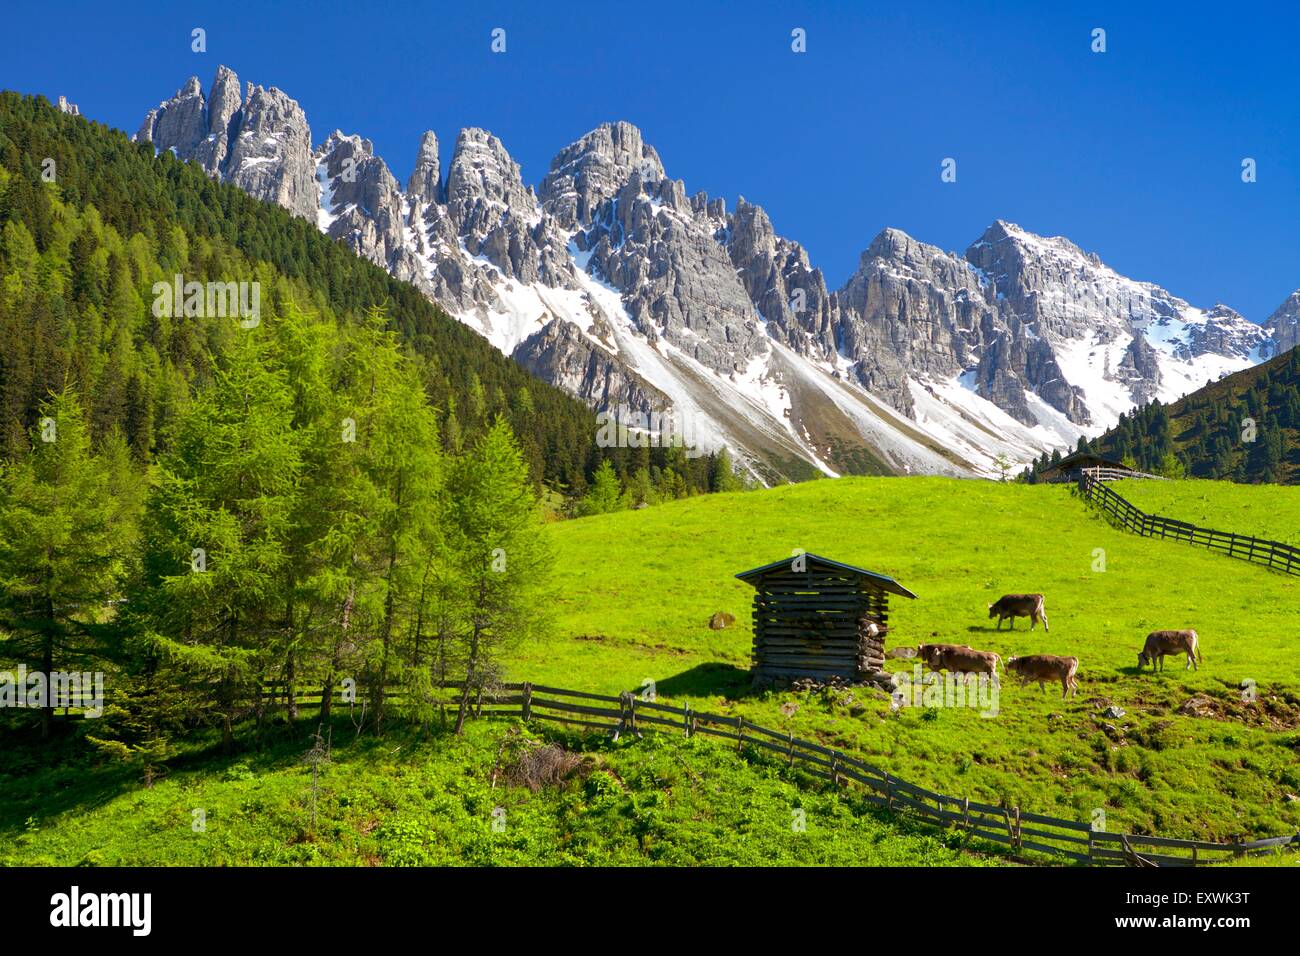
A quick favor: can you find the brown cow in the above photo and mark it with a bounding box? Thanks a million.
[1138,629,1202,672]
[923,645,1001,685]
[1006,654,1078,698]
[988,594,1049,631]
[917,643,972,667]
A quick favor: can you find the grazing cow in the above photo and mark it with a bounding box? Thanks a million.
[988,594,1049,631]
[917,642,972,666]
[1138,629,1202,672]
[1006,655,1078,698]
[923,645,1001,685]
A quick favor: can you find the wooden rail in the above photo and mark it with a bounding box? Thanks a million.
[358,678,1299,868]
[1080,469,1300,576]
[1079,466,1167,482]
[38,675,1299,865]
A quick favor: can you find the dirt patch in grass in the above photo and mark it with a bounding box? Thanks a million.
[1176,691,1300,730]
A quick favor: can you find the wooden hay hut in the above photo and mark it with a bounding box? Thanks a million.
[735,554,917,684]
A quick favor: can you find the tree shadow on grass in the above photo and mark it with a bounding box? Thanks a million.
[0,723,143,836]
[0,714,449,839]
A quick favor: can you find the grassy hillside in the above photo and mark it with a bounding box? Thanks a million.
[1,718,997,866]
[517,477,1300,843]
[7,476,1299,865]
[1110,478,1300,547]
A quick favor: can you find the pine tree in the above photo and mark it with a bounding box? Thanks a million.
[126,326,301,752]
[0,389,123,738]
[330,307,444,729]
[580,459,626,515]
[711,447,742,492]
[445,417,553,733]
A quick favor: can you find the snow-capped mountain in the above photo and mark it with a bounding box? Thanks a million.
[134,67,1291,481]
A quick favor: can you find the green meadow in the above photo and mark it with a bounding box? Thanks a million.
[517,477,1300,843]
[0,719,998,867]
[1110,478,1300,547]
[5,476,1299,865]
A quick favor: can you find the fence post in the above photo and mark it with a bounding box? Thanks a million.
[683,702,691,738]
[612,691,629,740]
[736,714,745,751]
[830,751,840,787]
[1004,806,1022,854]
[521,682,532,722]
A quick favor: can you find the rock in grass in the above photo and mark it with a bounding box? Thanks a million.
[708,611,735,630]
[1177,695,1218,718]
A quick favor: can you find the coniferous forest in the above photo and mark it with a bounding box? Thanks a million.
[0,93,736,501]
[1023,345,1300,483]
[0,92,742,762]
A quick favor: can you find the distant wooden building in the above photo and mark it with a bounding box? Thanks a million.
[735,554,917,684]
[1039,451,1134,483]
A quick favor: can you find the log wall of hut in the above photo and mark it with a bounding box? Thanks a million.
[750,567,890,681]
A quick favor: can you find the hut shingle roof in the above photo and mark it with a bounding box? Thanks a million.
[734,553,918,599]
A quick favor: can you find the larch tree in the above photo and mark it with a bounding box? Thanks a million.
[334,307,443,730]
[445,417,553,733]
[580,459,625,515]
[0,389,123,738]
[128,326,301,752]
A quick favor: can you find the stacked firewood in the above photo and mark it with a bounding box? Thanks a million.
[856,617,887,678]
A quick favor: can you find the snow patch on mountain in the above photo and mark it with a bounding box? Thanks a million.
[133,67,1292,483]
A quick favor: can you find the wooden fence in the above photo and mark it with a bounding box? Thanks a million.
[248,677,1293,868]
[1079,466,1167,483]
[37,675,1298,865]
[1080,469,1300,576]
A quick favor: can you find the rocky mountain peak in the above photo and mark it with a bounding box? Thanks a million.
[446,128,536,228]
[312,129,421,290]
[1206,303,1246,323]
[136,65,316,221]
[129,65,1292,482]
[203,66,242,170]
[1264,290,1300,357]
[726,196,837,359]
[437,127,573,290]
[223,83,316,220]
[862,227,948,269]
[729,197,776,250]
[407,130,441,204]
[538,121,666,229]
[139,74,207,157]
[836,227,998,418]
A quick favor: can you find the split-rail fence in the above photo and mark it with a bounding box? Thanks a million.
[1079,468,1300,576]
[263,678,1300,868]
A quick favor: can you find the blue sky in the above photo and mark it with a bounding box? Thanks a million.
[4,0,1298,320]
